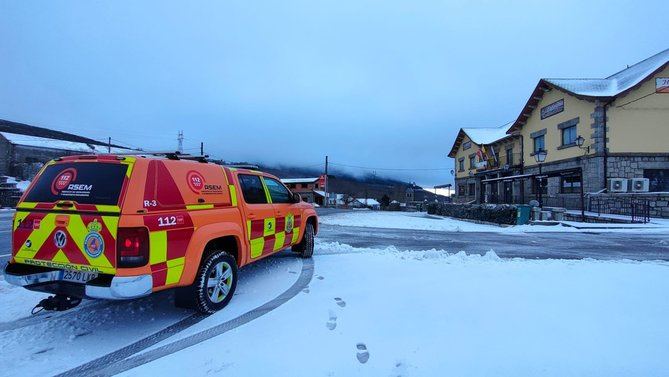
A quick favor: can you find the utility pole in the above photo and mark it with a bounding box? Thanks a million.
[177,131,184,153]
[324,155,329,208]
[107,137,111,153]
[200,142,204,156]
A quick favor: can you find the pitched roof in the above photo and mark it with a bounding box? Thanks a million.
[280,177,320,184]
[447,123,513,158]
[0,131,136,154]
[546,48,669,97]
[509,48,669,132]
[0,118,124,147]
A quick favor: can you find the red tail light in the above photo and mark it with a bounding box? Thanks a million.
[117,227,149,268]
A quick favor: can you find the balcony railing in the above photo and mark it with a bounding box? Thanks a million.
[475,152,522,172]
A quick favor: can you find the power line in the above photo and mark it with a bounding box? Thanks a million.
[329,162,450,172]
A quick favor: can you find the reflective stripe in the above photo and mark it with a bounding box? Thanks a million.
[165,257,185,285]
[263,218,276,237]
[274,232,286,251]
[229,185,238,207]
[17,202,38,209]
[185,204,214,211]
[149,231,168,265]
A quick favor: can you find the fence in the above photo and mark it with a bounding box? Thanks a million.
[588,196,650,223]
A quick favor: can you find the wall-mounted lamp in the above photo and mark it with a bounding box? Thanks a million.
[575,135,590,154]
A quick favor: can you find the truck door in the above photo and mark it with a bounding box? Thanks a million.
[237,174,276,260]
[262,177,302,251]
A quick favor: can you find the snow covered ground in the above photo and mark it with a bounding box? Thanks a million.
[2,241,669,376]
[121,241,669,376]
[319,210,669,233]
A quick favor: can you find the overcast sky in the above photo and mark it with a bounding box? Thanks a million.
[1,1,667,187]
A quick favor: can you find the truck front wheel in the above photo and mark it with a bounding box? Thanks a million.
[175,250,238,314]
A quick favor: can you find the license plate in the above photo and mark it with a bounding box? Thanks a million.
[60,270,98,284]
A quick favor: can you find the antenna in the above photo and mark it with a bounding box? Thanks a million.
[177,131,184,153]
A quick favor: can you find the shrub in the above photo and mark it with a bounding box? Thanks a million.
[427,203,517,225]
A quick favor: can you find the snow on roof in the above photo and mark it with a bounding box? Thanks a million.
[280,177,319,184]
[0,132,140,154]
[1,131,98,152]
[545,48,669,97]
[462,122,513,145]
[356,198,380,206]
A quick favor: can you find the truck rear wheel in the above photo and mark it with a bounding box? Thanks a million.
[292,222,314,258]
[175,250,238,314]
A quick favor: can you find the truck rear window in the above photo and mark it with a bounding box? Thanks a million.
[24,162,128,205]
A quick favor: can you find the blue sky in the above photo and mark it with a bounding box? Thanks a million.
[1,0,667,187]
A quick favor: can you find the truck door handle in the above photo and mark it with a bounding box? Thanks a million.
[248,213,257,220]
[276,211,283,216]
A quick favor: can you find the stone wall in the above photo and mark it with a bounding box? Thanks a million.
[589,192,669,219]
[0,136,11,176]
[607,155,669,180]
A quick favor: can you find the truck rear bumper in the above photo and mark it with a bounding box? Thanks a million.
[3,262,153,300]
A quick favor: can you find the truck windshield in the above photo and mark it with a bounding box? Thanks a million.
[24,162,128,205]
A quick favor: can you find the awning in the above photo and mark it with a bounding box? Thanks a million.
[481,168,582,183]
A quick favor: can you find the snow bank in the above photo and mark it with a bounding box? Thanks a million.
[320,210,669,233]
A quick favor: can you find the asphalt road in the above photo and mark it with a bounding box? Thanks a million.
[2,209,668,263]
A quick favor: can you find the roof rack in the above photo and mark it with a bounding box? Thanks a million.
[113,151,209,163]
[224,164,260,170]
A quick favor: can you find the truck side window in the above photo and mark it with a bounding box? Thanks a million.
[238,174,268,204]
[264,177,292,204]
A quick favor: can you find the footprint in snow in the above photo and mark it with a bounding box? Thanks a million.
[302,287,310,294]
[316,275,325,280]
[356,343,370,364]
[326,310,337,330]
[335,297,346,307]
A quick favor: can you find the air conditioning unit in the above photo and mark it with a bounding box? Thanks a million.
[629,178,650,192]
[607,178,628,193]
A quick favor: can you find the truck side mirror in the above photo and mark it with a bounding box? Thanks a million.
[292,192,302,203]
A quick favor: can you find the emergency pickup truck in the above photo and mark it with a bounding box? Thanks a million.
[4,154,317,313]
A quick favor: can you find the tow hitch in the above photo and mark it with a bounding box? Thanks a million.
[32,295,82,314]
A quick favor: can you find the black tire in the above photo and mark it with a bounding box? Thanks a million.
[175,250,238,314]
[292,222,314,258]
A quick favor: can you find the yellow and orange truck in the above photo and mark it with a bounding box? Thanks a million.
[4,154,317,313]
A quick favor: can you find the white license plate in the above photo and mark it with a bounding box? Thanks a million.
[60,270,98,284]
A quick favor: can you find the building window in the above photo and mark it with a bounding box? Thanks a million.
[644,169,669,192]
[506,148,513,166]
[469,155,476,169]
[533,135,545,154]
[463,141,471,150]
[561,175,581,194]
[531,177,548,195]
[458,184,466,196]
[468,183,476,196]
[458,158,464,172]
[562,125,577,146]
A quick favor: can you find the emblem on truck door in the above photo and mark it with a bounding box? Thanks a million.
[54,230,67,249]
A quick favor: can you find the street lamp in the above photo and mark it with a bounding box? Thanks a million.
[534,149,548,207]
[575,135,590,154]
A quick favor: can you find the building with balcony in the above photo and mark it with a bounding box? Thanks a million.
[448,123,522,204]
[448,48,669,217]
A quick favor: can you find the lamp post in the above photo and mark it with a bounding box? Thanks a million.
[534,149,548,207]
